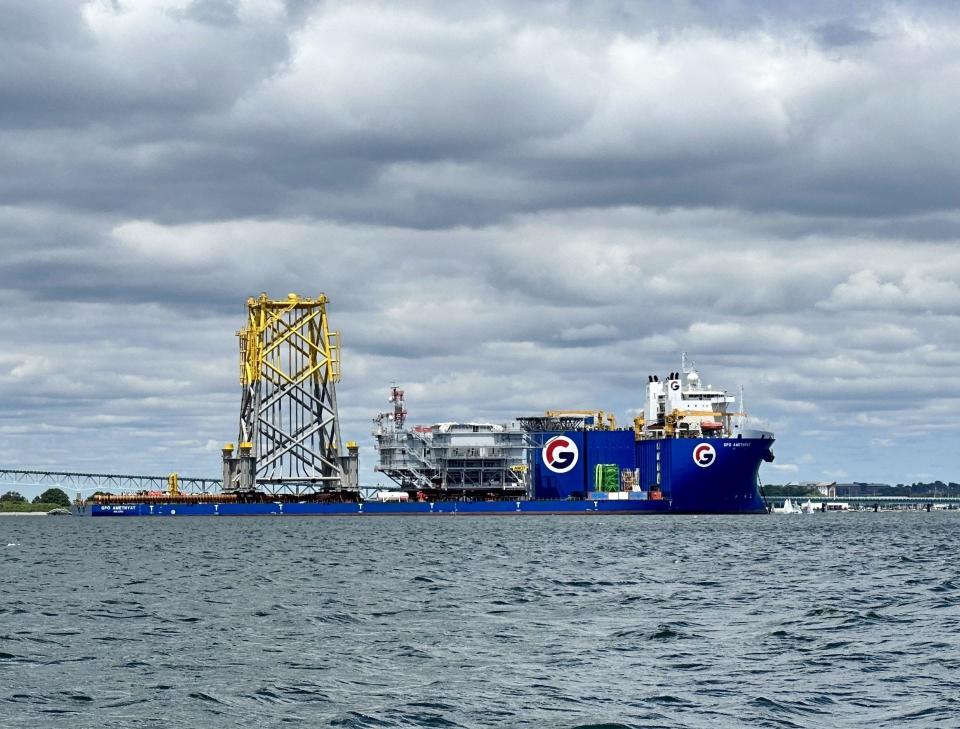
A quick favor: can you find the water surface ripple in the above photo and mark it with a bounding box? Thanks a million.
[2,513,958,728]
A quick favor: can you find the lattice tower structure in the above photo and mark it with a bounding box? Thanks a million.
[234,293,349,496]
[390,386,407,429]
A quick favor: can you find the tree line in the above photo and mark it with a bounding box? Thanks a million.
[0,488,72,510]
[765,482,960,498]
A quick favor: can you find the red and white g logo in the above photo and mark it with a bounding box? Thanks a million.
[693,443,716,468]
[543,436,579,474]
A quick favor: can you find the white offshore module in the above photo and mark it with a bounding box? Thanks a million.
[372,387,528,497]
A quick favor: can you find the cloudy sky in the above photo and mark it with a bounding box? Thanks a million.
[2,0,959,495]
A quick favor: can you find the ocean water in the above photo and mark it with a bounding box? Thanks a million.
[1,512,958,728]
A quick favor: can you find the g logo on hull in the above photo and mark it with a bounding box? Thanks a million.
[693,443,716,468]
[543,436,579,474]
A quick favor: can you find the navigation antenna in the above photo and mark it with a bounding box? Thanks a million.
[738,384,746,431]
[390,385,407,429]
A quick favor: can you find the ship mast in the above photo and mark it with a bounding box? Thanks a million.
[738,384,745,431]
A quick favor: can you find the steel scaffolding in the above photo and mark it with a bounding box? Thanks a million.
[229,293,351,496]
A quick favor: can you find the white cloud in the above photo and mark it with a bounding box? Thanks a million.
[770,463,799,473]
[0,1,959,487]
[821,269,960,312]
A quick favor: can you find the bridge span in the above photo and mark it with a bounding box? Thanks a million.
[0,468,222,494]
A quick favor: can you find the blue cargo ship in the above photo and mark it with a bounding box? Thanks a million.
[526,431,772,515]
[90,356,774,517]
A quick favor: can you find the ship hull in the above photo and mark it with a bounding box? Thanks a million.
[652,437,771,514]
[89,498,671,517]
[85,435,772,517]
[529,433,773,515]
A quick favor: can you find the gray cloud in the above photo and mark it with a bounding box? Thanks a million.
[2,1,959,228]
[1,1,959,492]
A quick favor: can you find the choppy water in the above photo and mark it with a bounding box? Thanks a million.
[2,513,959,728]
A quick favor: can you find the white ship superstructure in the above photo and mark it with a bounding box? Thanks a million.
[637,353,748,439]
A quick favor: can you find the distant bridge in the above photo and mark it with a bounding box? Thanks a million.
[4,470,955,506]
[0,468,385,499]
[0,468,222,494]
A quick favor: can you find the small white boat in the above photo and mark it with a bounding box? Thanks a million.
[800,500,818,513]
[772,498,802,514]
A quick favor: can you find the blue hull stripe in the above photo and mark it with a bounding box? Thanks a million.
[90,499,672,517]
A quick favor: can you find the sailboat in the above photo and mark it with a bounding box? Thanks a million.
[772,498,802,514]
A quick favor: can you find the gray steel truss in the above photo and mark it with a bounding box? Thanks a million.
[0,469,221,494]
[235,295,349,497]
